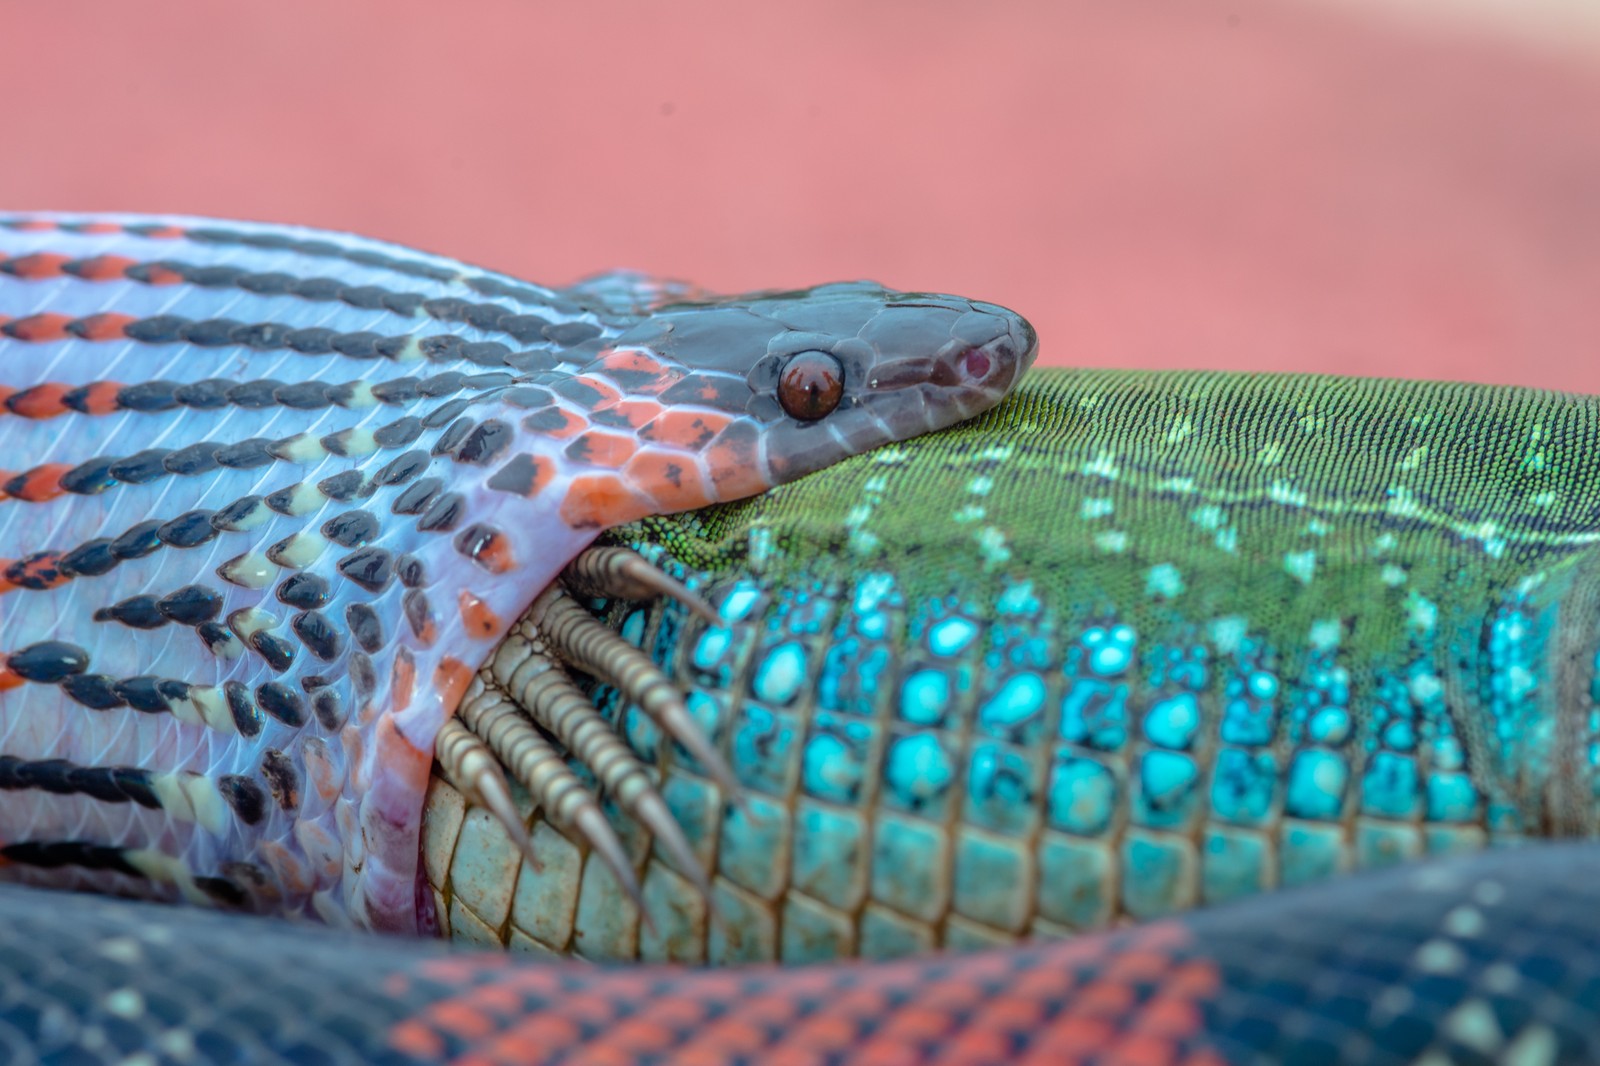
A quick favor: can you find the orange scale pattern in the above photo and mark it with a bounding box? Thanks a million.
[380,919,1226,1066]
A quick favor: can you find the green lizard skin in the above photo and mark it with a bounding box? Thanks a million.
[425,366,1600,962]
[11,365,1600,1064]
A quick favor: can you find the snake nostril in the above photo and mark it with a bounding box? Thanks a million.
[931,347,989,387]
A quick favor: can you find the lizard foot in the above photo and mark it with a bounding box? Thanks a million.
[427,544,731,929]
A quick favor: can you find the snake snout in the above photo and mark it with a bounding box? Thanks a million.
[927,302,1038,409]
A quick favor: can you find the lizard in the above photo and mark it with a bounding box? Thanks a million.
[424,365,1600,966]
[5,367,1600,1063]
[0,212,1036,936]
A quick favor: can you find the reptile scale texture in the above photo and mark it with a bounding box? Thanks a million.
[0,213,1035,938]
[3,214,1600,1064]
[426,367,1600,964]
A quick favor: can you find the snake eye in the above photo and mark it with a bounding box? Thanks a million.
[777,351,845,421]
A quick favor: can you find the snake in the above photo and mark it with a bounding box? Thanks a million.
[4,214,1598,1066]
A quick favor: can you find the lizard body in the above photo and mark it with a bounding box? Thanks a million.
[8,369,1600,1063]
[428,367,1600,960]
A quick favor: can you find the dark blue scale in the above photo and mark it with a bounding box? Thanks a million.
[258,750,300,813]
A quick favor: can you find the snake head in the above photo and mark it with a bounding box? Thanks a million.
[591,281,1038,500]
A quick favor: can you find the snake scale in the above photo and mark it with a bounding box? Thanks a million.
[2,215,1598,1065]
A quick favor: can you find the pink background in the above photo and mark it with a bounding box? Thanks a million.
[5,1,1598,389]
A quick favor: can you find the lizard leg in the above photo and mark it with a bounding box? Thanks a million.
[431,544,723,926]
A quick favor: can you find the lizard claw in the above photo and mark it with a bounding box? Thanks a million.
[428,545,728,940]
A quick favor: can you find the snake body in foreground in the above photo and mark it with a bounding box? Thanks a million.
[4,216,1600,1064]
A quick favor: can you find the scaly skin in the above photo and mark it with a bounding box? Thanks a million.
[426,368,1600,962]
[4,844,1600,1064]
[0,213,1035,934]
[9,221,1600,1063]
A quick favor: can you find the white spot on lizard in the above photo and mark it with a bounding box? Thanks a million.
[1283,549,1317,585]
[1093,531,1128,554]
[1145,563,1184,599]
[1081,497,1114,520]
[1081,450,1120,481]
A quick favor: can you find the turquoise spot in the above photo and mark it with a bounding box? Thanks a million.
[851,572,897,615]
[589,683,621,722]
[1209,746,1277,826]
[1246,670,1279,699]
[883,732,955,813]
[1169,657,1207,689]
[857,610,889,641]
[1361,751,1420,819]
[731,705,798,795]
[1136,750,1199,828]
[927,616,979,658]
[978,672,1047,738]
[1143,693,1200,749]
[649,607,685,670]
[818,638,890,717]
[621,706,660,762]
[1083,624,1137,677]
[620,608,647,648]
[778,588,832,637]
[1060,679,1129,752]
[801,733,848,794]
[1432,736,1464,771]
[1220,699,1275,746]
[1382,720,1416,752]
[996,580,1041,618]
[751,641,807,705]
[1284,748,1348,821]
[898,669,951,726]
[1328,666,1351,703]
[1308,707,1351,745]
[819,640,896,713]
[691,627,731,672]
[1425,771,1479,822]
[1046,752,1116,836]
[964,742,1038,835]
[720,580,762,622]
[816,638,859,713]
[801,713,875,805]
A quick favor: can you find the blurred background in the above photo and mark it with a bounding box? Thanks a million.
[3,0,1596,389]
